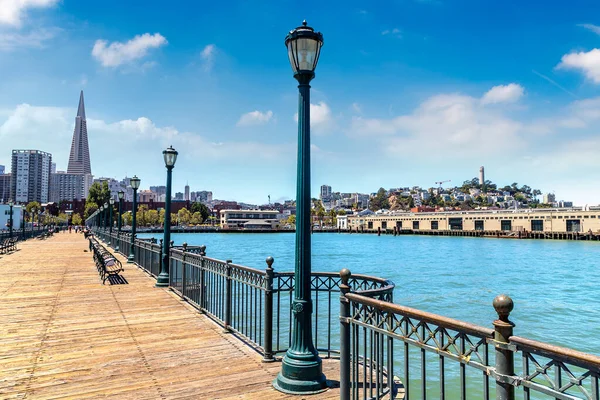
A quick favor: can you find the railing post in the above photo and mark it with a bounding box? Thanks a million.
[339,268,352,400]
[199,245,206,312]
[181,242,188,297]
[158,239,163,277]
[224,259,232,332]
[493,294,515,400]
[263,256,275,362]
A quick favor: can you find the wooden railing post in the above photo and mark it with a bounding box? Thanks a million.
[339,268,352,400]
[181,242,188,297]
[263,256,275,362]
[493,294,515,400]
[224,259,232,332]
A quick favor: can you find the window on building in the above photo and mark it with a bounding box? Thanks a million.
[413,220,419,229]
[381,221,387,229]
[566,219,581,232]
[431,220,438,230]
[475,220,484,231]
[368,221,373,229]
[396,221,402,229]
[531,220,543,232]
[501,220,512,231]
[449,217,463,230]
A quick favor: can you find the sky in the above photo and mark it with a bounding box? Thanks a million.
[1,1,600,205]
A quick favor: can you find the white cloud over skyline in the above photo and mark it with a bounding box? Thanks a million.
[92,33,167,67]
[236,110,273,127]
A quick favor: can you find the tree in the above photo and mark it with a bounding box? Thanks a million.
[137,205,149,227]
[190,202,210,222]
[71,213,83,226]
[287,214,296,225]
[87,181,111,209]
[190,212,203,225]
[25,201,41,222]
[146,209,159,226]
[178,208,192,225]
[122,211,132,226]
[369,188,390,211]
[329,209,337,226]
[84,202,98,219]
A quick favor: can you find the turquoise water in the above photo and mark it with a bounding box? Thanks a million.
[139,232,599,356]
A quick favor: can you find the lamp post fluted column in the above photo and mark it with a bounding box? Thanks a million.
[117,191,124,252]
[128,176,140,263]
[157,146,178,287]
[21,209,25,240]
[274,21,326,395]
[8,201,13,239]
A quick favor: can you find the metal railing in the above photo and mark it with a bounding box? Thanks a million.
[91,228,600,400]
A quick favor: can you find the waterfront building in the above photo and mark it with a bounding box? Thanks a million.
[11,150,52,204]
[138,189,156,203]
[220,209,280,229]
[67,91,92,176]
[0,174,11,203]
[50,172,84,202]
[347,208,600,233]
[0,204,22,230]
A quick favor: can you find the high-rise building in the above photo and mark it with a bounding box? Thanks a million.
[11,150,52,203]
[543,193,556,204]
[51,163,56,174]
[0,173,11,203]
[67,91,92,175]
[195,190,212,203]
[150,186,166,196]
[0,165,4,175]
[175,192,184,201]
[185,183,190,201]
[50,172,84,202]
[320,185,332,202]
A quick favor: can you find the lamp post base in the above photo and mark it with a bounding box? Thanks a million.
[127,254,135,263]
[273,354,327,394]
[156,272,169,287]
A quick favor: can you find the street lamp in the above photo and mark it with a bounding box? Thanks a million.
[104,202,109,230]
[274,21,326,394]
[100,205,104,229]
[21,208,26,240]
[156,145,178,287]
[38,210,42,233]
[128,175,141,263]
[117,190,124,251]
[8,200,13,239]
[109,198,115,244]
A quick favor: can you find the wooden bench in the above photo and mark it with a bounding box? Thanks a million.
[89,238,124,284]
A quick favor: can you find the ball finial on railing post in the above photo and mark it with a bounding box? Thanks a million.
[493,294,514,323]
[340,268,351,287]
[266,256,274,270]
[182,242,188,251]
[199,244,206,256]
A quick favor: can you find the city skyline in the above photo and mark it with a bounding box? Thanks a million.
[1,1,600,205]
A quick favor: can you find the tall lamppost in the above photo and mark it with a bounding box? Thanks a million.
[38,210,42,234]
[109,198,114,245]
[156,146,178,287]
[104,202,109,230]
[116,190,124,251]
[21,209,26,240]
[100,206,104,229]
[8,200,13,239]
[274,21,326,394]
[128,175,140,263]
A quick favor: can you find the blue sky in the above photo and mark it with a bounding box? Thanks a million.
[1,0,600,205]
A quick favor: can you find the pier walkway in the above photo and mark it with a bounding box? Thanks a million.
[0,234,339,399]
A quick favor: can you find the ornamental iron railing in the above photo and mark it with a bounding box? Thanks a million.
[91,228,600,400]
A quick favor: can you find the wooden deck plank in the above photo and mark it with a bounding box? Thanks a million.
[0,233,340,399]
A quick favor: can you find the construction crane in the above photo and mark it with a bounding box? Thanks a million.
[435,179,451,187]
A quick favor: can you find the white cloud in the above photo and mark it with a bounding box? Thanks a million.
[0,0,58,27]
[236,110,273,127]
[381,28,402,38]
[557,49,600,83]
[0,27,58,51]
[351,102,362,114]
[294,101,334,133]
[578,23,600,35]
[481,83,524,105]
[200,44,216,71]
[92,33,167,67]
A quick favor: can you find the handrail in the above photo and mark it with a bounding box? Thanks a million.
[346,292,494,338]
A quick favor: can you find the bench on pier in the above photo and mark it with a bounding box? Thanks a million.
[0,238,17,254]
[36,230,54,240]
[89,238,123,284]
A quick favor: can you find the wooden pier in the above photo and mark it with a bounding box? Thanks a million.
[0,234,340,399]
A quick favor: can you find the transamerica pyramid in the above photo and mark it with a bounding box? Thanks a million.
[67,90,92,175]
